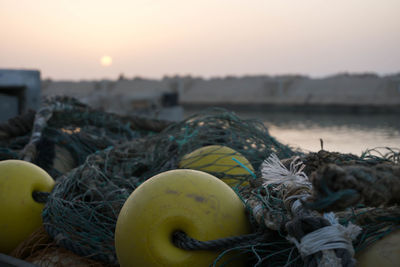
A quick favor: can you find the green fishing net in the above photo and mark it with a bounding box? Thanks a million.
[232,148,400,267]
[0,97,168,177]
[1,97,399,267]
[41,106,296,264]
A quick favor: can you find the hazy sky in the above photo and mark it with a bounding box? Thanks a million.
[1,0,399,80]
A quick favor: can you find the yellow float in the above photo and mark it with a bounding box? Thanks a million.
[0,160,55,253]
[356,229,400,267]
[178,145,254,187]
[115,169,251,267]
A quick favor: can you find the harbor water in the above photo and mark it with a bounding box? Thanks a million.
[185,108,400,155]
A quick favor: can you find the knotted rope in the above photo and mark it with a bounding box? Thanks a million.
[305,163,400,211]
[251,154,360,267]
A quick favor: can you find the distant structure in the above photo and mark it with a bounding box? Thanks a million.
[42,77,184,121]
[42,73,400,115]
[0,69,41,122]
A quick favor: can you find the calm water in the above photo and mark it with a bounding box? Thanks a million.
[184,108,400,155]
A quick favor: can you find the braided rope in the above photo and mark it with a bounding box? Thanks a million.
[172,230,265,251]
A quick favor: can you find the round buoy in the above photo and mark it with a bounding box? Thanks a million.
[356,229,400,267]
[115,169,251,267]
[0,160,55,253]
[178,145,254,187]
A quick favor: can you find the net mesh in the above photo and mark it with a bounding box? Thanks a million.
[41,106,297,264]
[0,96,169,177]
[1,97,399,267]
[232,150,399,267]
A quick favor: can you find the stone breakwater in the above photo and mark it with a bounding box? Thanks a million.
[42,73,400,114]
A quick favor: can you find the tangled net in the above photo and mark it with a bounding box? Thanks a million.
[0,96,169,177]
[1,97,399,267]
[40,105,296,264]
[236,149,400,267]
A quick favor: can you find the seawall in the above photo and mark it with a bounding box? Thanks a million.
[42,73,400,114]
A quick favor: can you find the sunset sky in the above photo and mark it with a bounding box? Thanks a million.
[1,0,399,80]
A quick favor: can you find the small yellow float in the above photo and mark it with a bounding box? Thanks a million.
[178,145,254,187]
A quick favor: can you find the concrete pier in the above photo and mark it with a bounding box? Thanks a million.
[41,73,400,115]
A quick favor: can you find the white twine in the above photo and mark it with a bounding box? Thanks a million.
[252,203,264,220]
[291,198,304,214]
[288,213,362,258]
[262,154,362,258]
[323,212,362,241]
[31,131,42,141]
[261,154,311,189]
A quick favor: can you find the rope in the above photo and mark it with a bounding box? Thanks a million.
[296,150,394,176]
[0,109,35,139]
[287,214,361,258]
[286,213,357,267]
[260,154,358,267]
[32,191,50,203]
[306,163,400,211]
[172,231,265,251]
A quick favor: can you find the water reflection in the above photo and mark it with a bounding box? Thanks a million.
[185,108,400,155]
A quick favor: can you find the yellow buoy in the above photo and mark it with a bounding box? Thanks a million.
[115,169,251,267]
[356,229,400,267]
[0,160,55,253]
[178,145,254,187]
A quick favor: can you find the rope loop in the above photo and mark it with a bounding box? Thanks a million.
[32,191,50,203]
[172,230,264,251]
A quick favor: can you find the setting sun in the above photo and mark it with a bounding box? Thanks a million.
[1,0,399,79]
[100,56,112,67]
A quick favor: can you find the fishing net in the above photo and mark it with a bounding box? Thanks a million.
[10,226,111,267]
[1,96,399,267]
[285,148,399,176]
[41,105,297,264]
[230,150,400,267]
[0,96,170,177]
[0,110,35,160]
